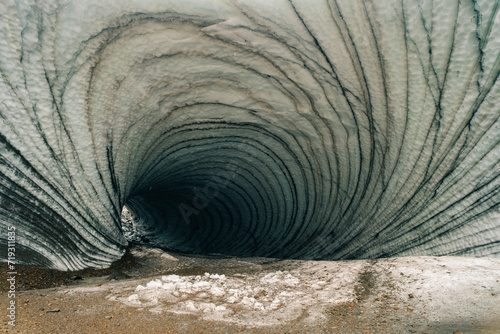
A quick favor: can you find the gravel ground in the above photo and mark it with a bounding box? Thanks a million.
[1,245,499,334]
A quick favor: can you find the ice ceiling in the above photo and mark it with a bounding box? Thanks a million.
[0,0,499,270]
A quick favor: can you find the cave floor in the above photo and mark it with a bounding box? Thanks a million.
[1,245,499,334]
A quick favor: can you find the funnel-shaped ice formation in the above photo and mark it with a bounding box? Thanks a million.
[1,0,499,270]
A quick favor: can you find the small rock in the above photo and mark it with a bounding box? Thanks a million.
[71,276,84,281]
[46,308,60,313]
[105,315,113,320]
[38,308,45,311]
[454,331,463,334]
[109,272,132,281]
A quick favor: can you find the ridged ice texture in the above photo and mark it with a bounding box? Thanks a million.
[0,0,499,270]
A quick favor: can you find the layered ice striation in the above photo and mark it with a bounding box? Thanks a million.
[0,0,499,270]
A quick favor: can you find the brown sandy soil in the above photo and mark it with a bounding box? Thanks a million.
[1,245,499,334]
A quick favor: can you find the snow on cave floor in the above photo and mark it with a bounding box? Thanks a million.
[4,244,500,334]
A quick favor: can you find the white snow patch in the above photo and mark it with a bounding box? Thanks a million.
[127,294,141,304]
[117,263,362,326]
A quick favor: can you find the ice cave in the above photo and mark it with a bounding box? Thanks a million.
[0,0,499,270]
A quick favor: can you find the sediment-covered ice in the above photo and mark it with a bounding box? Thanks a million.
[117,270,358,325]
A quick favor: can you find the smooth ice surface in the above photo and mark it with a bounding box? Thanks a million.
[0,0,499,270]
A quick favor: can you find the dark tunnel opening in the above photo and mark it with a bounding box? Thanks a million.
[119,158,294,259]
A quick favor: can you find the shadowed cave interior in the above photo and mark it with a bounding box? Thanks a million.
[118,138,329,260]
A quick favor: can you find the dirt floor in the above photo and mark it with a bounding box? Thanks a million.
[1,245,499,334]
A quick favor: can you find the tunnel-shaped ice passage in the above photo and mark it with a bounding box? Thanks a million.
[1,0,499,270]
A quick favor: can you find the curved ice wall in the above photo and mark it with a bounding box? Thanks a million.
[0,0,499,270]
